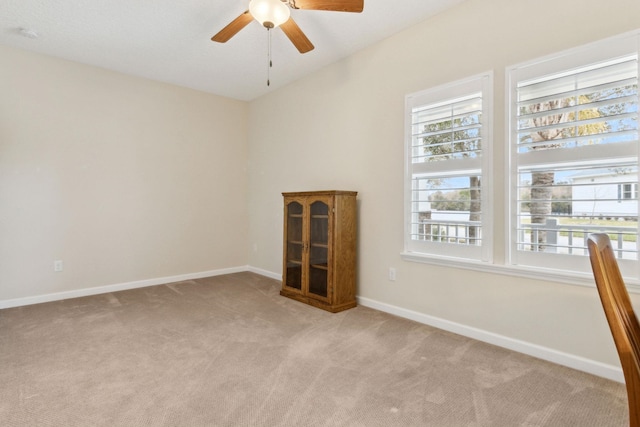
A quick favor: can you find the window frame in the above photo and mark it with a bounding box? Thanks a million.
[506,31,640,280]
[401,30,640,289]
[403,72,494,263]
[619,183,638,201]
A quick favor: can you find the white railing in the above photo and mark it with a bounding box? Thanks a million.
[519,219,637,259]
[414,219,482,245]
[414,217,637,259]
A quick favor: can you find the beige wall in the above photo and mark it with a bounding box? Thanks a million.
[0,45,249,302]
[247,0,640,371]
[3,0,640,378]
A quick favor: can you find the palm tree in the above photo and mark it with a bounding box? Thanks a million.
[527,99,569,250]
[523,95,607,250]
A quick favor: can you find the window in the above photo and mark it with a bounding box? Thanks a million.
[508,34,639,278]
[619,183,638,201]
[405,73,493,261]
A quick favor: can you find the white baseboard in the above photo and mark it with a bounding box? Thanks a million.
[1,267,623,384]
[0,265,249,309]
[357,296,624,383]
[248,266,282,281]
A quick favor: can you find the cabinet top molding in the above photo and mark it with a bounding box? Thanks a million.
[282,190,358,197]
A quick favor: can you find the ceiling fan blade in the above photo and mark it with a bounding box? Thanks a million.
[291,0,364,13]
[211,11,253,43]
[280,18,315,54]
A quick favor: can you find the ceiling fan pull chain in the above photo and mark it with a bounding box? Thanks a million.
[267,28,272,86]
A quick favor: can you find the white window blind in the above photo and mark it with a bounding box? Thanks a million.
[405,74,492,261]
[509,38,640,277]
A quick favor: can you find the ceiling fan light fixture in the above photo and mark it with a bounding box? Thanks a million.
[249,0,290,29]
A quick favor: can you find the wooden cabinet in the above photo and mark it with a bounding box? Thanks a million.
[281,190,357,313]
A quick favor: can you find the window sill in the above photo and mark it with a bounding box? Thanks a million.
[400,251,640,291]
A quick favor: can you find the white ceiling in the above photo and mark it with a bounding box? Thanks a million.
[0,0,467,101]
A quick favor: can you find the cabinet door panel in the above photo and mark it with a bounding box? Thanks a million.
[285,265,302,290]
[309,244,328,267]
[284,201,304,291]
[308,200,329,299]
[309,201,329,245]
[308,267,328,298]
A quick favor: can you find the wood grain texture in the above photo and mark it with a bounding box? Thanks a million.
[281,190,357,312]
[292,0,364,13]
[588,233,640,427]
[280,17,314,54]
[211,11,253,43]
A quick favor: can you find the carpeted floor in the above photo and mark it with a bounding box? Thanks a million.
[0,272,628,426]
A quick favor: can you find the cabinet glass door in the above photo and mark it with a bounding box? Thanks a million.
[308,201,329,298]
[285,202,303,290]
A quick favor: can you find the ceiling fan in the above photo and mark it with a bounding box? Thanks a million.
[211,0,364,54]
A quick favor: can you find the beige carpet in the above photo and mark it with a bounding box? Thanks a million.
[0,272,627,426]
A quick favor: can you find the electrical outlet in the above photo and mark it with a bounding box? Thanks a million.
[54,260,63,272]
[388,267,396,281]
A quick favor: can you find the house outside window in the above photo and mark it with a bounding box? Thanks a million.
[404,73,493,262]
[618,183,639,201]
[508,33,639,278]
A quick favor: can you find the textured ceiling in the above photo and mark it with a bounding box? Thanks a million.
[0,0,467,101]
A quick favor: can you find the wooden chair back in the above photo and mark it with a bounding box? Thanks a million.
[587,233,640,427]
